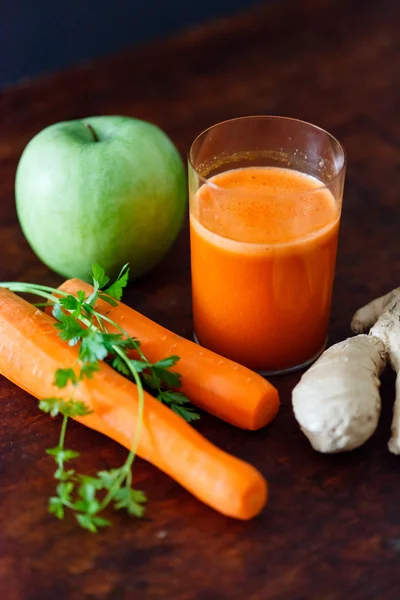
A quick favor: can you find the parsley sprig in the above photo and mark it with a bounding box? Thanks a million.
[0,264,199,531]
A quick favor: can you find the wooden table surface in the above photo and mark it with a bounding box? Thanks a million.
[1,0,400,597]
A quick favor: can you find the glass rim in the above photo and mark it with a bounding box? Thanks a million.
[188,115,347,192]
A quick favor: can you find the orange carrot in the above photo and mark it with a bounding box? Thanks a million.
[0,288,267,519]
[53,279,280,430]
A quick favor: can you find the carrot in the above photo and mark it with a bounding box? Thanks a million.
[52,279,280,430]
[0,288,267,519]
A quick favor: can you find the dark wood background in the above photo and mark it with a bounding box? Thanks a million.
[1,0,400,598]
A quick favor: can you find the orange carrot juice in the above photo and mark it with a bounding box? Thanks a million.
[190,166,340,373]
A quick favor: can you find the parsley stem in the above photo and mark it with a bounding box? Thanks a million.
[0,282,69,297]
[32,302,52,307]
[98,345,144,512]
[94,312,147,361]
[59,414,69,451]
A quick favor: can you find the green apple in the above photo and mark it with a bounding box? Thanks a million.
[16,116,186,280]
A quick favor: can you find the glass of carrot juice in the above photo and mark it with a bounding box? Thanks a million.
[188,116,346,375]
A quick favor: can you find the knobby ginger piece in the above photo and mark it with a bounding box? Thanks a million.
[352,287,400,454]
[292,335,386,453]
[293,286,400,454]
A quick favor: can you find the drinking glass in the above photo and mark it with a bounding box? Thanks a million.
[188,116,346,375]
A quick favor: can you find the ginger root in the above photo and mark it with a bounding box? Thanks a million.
[292,335,385,452]
[292,288,400,454]
[353,288,400,453]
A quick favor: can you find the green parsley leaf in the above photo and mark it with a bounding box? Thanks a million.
[143,371,161,390]
[74,499,100,516]
[52,302,64,321]
[55,315,85,346]
[159,391,189,405]
[171,405,201,422]
[76,513,111,533]
[104,264,130,301]
[77,290,86,303]
[48,496,65,519]
[113,487,146,517]
[54,467,76,481]
[100,333,126,351]
[124,337,141,351]
[154,367,182,390]
[79,332,108,363]
[110,335,141,352]
[80,362,100,380]
[54,368,79,389]
[158,390,200,422]
[111,355,149,377]
[130,359,149,374]
[39,397,92,418]
[75,477,102,514]
[111,355,130,376]
[39,397,65,417]
[79,474,104,489]
[91,516,112,528]
[81,302,94,317]
[98,292,118,307]
[91,264,110,290]
[59,295,80,311]
[46,446,80,465]
[59,291,87,318]
[87,264,111,306]
[153,356,180,370]
[56,481,75,504]
[96,469,122,490]
[59,400,93,418]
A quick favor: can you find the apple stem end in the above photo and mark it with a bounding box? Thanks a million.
[85,122,100,143]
